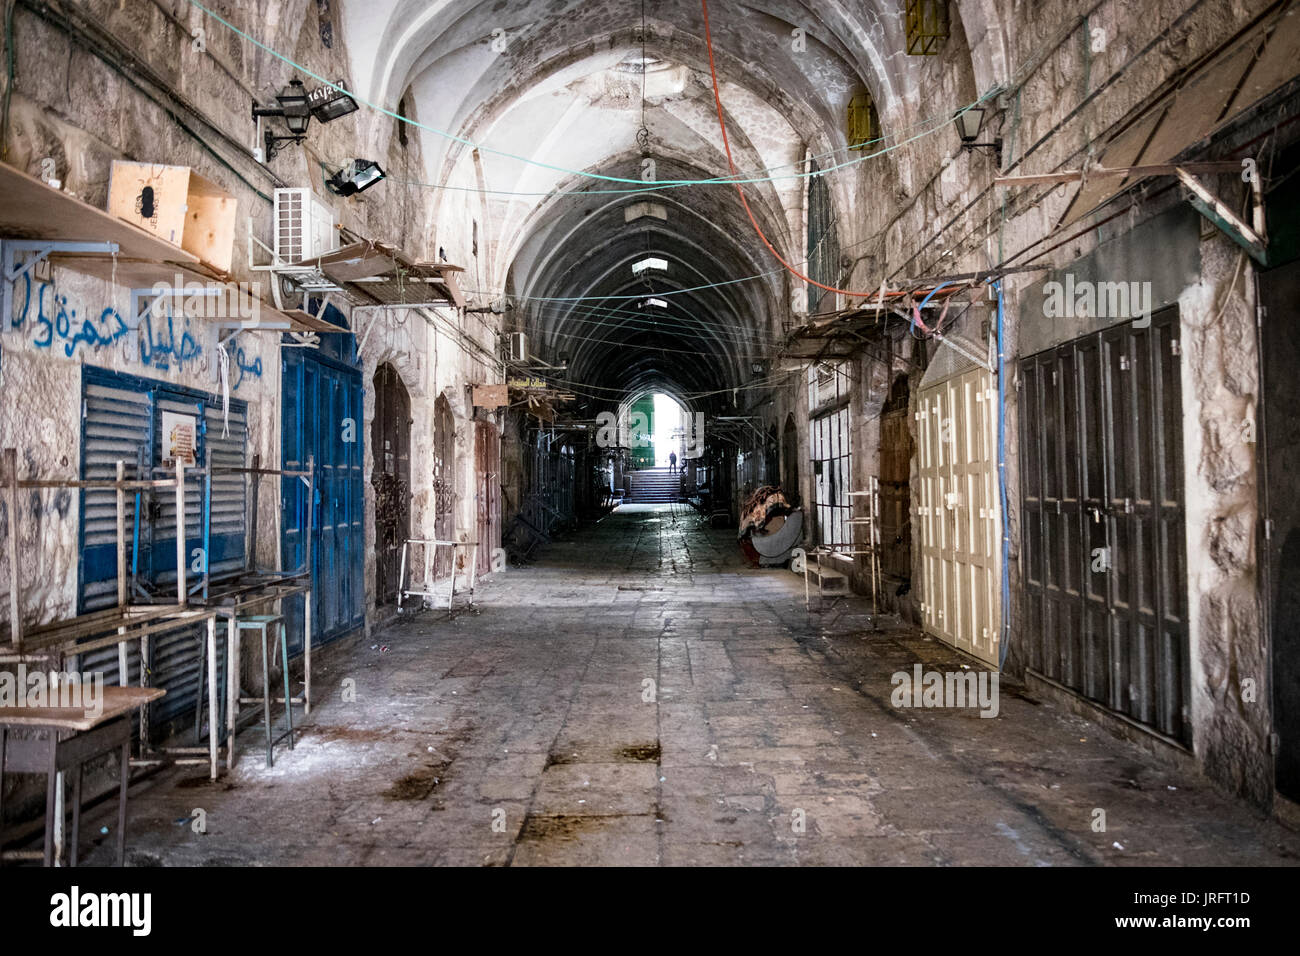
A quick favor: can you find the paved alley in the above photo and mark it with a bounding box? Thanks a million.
[69,505,1300,866]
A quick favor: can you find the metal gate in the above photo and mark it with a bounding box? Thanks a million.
[810,406,851,550]
[433,396,456,578]
[371,364,410,605]
[78,366,246,728]
[1259,259,1300,799]
[475,420,501,575]
[1020,308,1189,743]
[282,337,364,650]
[917,365,1000,665]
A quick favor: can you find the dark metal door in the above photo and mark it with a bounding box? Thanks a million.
[433,396,456,578]
[1021,307,1189,743]
[1260,258,1300,800]
[475,420,500,575]
[880,376,913,583]
[371,364,410,605]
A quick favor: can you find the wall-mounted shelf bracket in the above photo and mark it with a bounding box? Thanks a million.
[2,239,119,330]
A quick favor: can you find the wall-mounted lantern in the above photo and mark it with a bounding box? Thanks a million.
[953,106,1001,165]
[253,78,359,161]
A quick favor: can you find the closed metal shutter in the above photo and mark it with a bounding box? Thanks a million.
[80,379,153,609]
[77,368,245,731]
[917,361,1001,666]
[1020,308,1189,743]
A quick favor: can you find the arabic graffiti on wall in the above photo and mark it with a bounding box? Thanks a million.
[8,274,259,389]
[231,345,263,389]
[15,274,130,357]
[136,308,202,372]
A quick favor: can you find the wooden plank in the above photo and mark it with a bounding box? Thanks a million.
[441,271,468,309]
[0,162,199,265]
[279,309,351,334]
[1223,12,1300,118]
[54,256,230,287]
[0,686,165,731]
[311,241,399,281]
[0,604,199,650]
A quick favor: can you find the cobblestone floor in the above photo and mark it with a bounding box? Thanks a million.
[67,504,1300,866]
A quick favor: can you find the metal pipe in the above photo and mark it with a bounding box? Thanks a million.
[4,448,21,649]
[175,460,187,607]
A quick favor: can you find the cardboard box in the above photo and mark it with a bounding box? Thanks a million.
[108,162,237,274]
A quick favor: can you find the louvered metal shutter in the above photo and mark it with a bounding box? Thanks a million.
[80,379,153,610]
[77,368,245,730]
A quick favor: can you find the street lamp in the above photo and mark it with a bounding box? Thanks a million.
[953,106,1001,164]
[253,78,359,161]
[253,79,312,160]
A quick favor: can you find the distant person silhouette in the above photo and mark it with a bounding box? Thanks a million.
[669,451,677,470]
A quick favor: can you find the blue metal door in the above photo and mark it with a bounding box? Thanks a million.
[281,312,364,652]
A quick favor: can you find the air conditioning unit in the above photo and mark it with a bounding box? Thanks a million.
[274,188,338,264]
[508,332,529,363]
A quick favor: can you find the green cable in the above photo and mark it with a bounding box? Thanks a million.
[186,0,996,190]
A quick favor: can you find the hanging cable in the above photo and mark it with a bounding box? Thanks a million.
[186,0,986,190]
[700,0,978,304]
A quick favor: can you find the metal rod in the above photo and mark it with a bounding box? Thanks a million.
[202,448,212,603]
[247,453,261,573]
[175,460,187,607]
[5,449,22,649]
[207,614,219,780]
[116,461,127,608]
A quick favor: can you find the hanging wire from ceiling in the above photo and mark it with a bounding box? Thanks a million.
[184,0,992,189]
[701,0,929,303]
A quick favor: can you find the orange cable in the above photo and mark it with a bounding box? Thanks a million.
[700,0,959,307]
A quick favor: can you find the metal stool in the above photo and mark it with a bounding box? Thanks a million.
[229,615,295,767]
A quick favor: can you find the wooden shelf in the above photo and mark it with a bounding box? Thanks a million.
[296,240,467,308]
[0,162,201,271]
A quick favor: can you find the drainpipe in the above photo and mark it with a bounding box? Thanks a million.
[994,279,1011,670]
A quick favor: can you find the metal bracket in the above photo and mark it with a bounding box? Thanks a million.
[2,238,119,330]
[1175,166,1268,266]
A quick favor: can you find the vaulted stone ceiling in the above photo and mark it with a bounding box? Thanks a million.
[337,1,1006,408]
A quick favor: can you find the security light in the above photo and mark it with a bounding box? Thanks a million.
[326,159,386,197]
[309,80,360,123]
